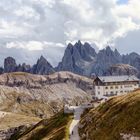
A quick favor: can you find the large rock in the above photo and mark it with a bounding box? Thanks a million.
[31,56,55,75]
[4,57,17,73]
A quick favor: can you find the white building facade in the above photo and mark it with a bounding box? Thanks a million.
[94,75,139,99]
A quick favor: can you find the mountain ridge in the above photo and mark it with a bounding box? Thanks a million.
[0,41,140,77]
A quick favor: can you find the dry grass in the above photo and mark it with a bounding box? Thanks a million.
[0,112,41,130]
[79,90,140,140]
[11,111,73,140]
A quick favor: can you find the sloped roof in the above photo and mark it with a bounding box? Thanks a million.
[98,75,139,83]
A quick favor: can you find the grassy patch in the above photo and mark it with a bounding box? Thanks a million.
[11,111,73,140]
[79,90,140,140]
[0,113,40,130]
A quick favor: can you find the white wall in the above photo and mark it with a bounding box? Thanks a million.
[95,82,139,99]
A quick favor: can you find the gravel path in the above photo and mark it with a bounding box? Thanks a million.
[69,106,83,140]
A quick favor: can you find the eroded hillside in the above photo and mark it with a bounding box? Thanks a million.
[0,71,93,118]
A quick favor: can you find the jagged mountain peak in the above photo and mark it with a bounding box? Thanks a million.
[100,46,114,54]
[39,55,46,60]
[56,41,97,75]
[75,40,82,47]
[37,55,50,65]
[67,43,73,48]
[32,55,55,75]
[57,41,140,77]
[114,48,120,54]
[3,55,55,75]
[106,45,112,50]
[0,41,140,78]
[83,42,91,47]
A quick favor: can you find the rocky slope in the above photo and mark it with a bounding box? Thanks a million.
[0,71,93,119]
[79,89,140,140]
[105,64,139,76]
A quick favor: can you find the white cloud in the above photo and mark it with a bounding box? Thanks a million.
[6,41,65,50]
[0,0,140,66]
[6,41,44,51]
[14,6,40,20]
[0,20,27,38]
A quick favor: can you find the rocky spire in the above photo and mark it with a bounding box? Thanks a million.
[56,40,97,75]
[4,57,17,73]
[31,55,55,75]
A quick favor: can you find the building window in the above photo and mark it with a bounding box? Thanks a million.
[115,86,118,89]
[110,86,113,89]
[110,91,114,95]
[105,86,108,89]
[98,92,100,95]
[98,86,100,89]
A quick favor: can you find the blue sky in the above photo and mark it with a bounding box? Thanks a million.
[117,0,128,4]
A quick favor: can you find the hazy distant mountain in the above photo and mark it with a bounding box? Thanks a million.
[0,40,140,77]
[2,56,55,75]
[56,41,140,77]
